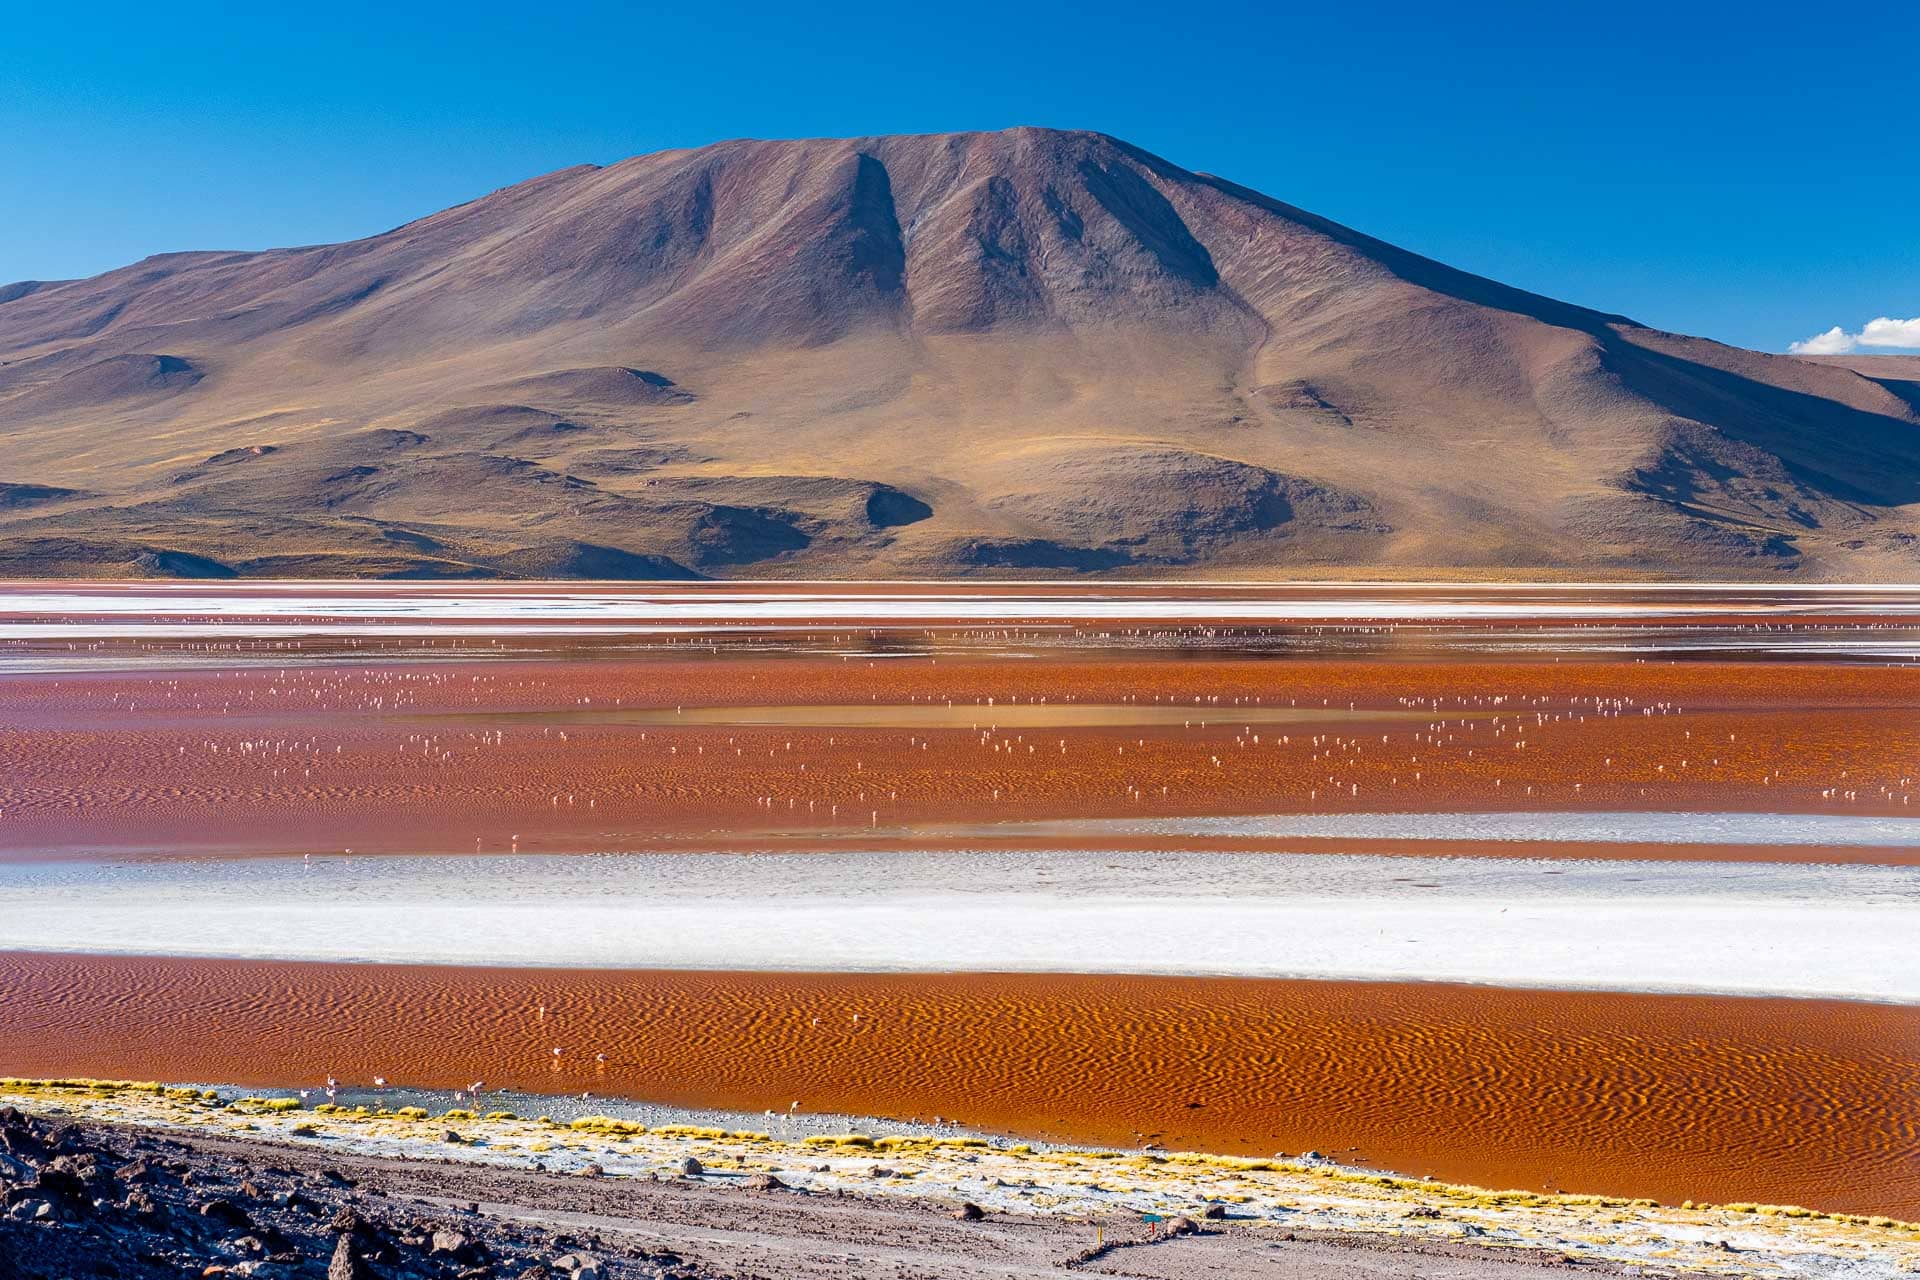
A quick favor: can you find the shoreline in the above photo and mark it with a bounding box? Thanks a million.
[3,1077,1914,1279]
[6,954,1915,1218]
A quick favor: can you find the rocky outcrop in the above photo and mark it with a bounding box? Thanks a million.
[0,1108,715,1280]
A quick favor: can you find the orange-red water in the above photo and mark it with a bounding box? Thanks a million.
[1,953,1913,1217]
[1,655,1914,860]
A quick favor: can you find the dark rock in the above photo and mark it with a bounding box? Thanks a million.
[35,1166,90,1205]
[950,1201,985,1221]
[328,1234,375,1280]
[199,1198,255,1232]
[1201,1203,1227,1219]
[329,1206,365,1236]
[678,1158,703,1177]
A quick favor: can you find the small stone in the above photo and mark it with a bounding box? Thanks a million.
[552,1253,602,1280]
[431,1228,478,1259]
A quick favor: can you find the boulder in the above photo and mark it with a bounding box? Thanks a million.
[678,1158,703,1177]
[551,1253,602,1280]
[741,1173,785,1191]
[199,1198,255,1232]
[1165,1216,1199,1236]
[950,1201,986,1221]
[33,1165,89,1205]
[430,1228,479,1260]
[327,1235,374,1280]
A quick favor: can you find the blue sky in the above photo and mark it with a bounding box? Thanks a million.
[2,0,1914,353]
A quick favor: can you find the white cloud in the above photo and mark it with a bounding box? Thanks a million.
[1858,316,1920,348]
[1788,316,1920,355]
[1788,326,1856,355]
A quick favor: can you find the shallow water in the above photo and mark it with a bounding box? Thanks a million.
[3,582,1917,1214]
[1005,809,1920,845]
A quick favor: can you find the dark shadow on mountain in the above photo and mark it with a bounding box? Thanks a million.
[1605,337,1920,507]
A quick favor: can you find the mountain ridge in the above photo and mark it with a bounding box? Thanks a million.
[1,126,1915,580]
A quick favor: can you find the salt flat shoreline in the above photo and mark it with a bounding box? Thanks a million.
[6,849,1912,1001]
[2,1079,1915,1280]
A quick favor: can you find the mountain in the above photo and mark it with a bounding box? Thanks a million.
[1,127,1916,580]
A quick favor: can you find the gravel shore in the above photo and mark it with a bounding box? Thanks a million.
[2,1081,1915,1280]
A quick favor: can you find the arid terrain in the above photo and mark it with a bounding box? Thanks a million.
[3,129,1918,580]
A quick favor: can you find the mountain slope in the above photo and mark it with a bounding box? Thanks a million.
[1,127,1915,579]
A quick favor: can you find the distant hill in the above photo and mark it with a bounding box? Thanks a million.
[2,127,1915,579]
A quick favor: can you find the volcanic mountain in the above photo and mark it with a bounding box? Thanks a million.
[2,127,1916,579]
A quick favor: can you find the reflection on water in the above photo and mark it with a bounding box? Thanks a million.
[2,584,1917,1216]
[987,810,1920,846]
[4,582,1920,664]
[511,703,1437,729]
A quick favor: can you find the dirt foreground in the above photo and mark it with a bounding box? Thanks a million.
[1,1081,1914,1280]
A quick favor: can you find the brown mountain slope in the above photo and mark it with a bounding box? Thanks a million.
[1,127,1915,580]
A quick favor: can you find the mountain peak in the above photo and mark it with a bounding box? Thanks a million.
[0,129,1915,581]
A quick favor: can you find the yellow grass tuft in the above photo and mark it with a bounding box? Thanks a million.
[568,1116,647,1136]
